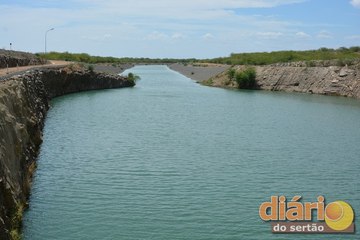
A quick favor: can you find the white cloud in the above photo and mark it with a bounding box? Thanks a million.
[256,32,283,39]
[202,33,215,40]
[81,34,111,41]
[145,31,169,40]
[171,33,185,39]
[317,30,333,39]
[76,0,306,10]
[0,0,354,58]
[350,0,360,8]
[146,31,188,41]
[345,35,360,40]
[295,31,311,38]
[66,0,307,22]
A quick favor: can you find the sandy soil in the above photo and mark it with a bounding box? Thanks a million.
[168,63,230,82]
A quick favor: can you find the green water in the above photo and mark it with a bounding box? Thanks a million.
[23,65,360,239]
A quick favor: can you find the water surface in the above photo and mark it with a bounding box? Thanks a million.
[23,65,360,239]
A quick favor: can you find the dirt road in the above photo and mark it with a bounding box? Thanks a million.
[0,60,70,78]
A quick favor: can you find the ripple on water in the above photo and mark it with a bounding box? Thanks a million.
[23,66,360,240]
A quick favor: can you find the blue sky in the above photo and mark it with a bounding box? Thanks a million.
[0,0,359,58]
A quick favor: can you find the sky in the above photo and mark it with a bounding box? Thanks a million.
[0,0,359,58]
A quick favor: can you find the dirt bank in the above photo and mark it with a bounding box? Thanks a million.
[202,63,360,99]
[168,63,230,82]
[93,61,360,99]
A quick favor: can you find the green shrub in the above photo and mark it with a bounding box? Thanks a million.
[87,64,94,72]
[349,46,360,52]
[319,47,333,52]
[202,78,213,86]
[306,61,316,67]
[127,72,140,82]
[337,59,346,67]
[343,58,354,66]
[235,67,257,89]
[227,68,236,81]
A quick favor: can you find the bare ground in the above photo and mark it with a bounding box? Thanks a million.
[0,60,70,77]
[168,63,230,82]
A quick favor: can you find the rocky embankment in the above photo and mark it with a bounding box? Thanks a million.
[202,62,360,99]
[0,50,46,69]
[256,64,360,98]
[0,65,135,239]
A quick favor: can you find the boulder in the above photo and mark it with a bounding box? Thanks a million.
[339,68,348,77]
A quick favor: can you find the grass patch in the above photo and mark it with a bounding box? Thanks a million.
[201,78,213,86]
[9,203,24,240]
[10,229,21,240]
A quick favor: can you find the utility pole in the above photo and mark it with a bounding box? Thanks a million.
[45,28,54,54]
[6,43,11,74]
[6,55,9,74]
